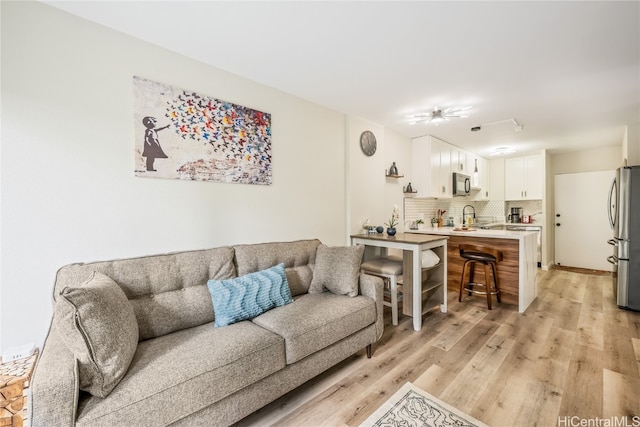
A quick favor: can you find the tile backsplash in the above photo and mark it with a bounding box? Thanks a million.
[404,197,542,225]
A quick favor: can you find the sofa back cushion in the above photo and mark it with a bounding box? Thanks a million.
[53,247,236,341]
[55,271,139,397]
[233,239,321,297]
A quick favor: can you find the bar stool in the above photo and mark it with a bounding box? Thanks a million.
[360,256,403,325]
[458,244,503,310]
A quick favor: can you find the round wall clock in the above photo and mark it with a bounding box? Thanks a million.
[360,130,377,156]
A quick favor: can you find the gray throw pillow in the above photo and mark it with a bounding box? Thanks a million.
[55,271,139,397]
[309,244,365,297]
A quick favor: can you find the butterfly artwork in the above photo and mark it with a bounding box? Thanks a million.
[133,76,272,185]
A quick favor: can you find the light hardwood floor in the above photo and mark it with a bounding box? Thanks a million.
[236,269,640,427]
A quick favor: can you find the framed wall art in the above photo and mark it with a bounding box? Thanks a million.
[133,76,272,185]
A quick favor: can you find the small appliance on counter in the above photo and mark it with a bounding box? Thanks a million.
[508,207,522,223]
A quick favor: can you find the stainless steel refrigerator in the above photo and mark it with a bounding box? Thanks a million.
[607,165,640,311]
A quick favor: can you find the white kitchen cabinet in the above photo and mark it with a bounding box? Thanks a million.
[489,157,505,201]
[432,137,452,198]
[450,148,468,174]
[471,156,491,200]
[504,154,543,200]
[411,135,453,198]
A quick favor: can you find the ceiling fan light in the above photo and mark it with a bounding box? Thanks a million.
[406,105,471,125]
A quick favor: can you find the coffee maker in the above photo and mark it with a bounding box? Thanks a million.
[509,207,522,223]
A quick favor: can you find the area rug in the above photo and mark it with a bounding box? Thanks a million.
[360,382,488,427]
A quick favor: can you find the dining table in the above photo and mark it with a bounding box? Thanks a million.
[350,232,448,331]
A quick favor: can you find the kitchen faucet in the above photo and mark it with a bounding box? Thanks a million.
[463,205,476,225]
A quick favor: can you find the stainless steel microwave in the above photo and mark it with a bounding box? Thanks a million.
[453,173,471,196]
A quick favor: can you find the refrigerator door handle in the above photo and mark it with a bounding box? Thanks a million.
[608,177,616,229]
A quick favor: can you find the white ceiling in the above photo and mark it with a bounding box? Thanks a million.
[44,1,640,157]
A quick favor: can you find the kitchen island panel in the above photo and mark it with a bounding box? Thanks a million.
[446,236,520,306]
[409,228,537,312]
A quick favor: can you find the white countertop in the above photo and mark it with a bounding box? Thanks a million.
[407,227,538,240]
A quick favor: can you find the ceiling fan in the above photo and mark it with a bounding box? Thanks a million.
[407,106,472,125]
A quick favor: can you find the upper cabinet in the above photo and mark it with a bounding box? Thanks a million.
[488,157,505,201]
[504,154,543,200]
[450,147,468,174]
[412,135,452,198]
[411,136,491,199]
[434,138,452,197]
[471,156,491,200]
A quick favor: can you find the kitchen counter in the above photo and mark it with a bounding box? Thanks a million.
[410,227,535,240]
[408,228,537,312]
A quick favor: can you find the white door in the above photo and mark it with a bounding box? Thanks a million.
[554,170,615,271]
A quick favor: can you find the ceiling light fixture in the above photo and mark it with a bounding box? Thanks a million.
[407,106,472,126]
[471,118,523,132]
[489,147,516,156]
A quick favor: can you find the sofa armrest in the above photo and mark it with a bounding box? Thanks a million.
[358,273,384,341]
[30,325,79,427]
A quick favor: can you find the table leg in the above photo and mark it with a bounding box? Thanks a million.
[401,251,413,319]
[412,248,422,331]
[440,243,448,313]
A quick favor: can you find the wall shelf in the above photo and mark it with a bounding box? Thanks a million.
[386,174,404,178]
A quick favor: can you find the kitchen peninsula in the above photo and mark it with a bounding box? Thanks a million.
[408,228,537,312]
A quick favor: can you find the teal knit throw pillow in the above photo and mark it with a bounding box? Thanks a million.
[207,263,293,327]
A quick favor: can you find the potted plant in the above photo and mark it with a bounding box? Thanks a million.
[416,219,425,230]
[430,217,438,228]
[385,205,400,236]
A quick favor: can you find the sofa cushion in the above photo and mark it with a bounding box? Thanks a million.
[52,247,236,341]
[252,292,376,364]
[309,244,364,297]
[207,263,293,327]
[233,239,321,296]
[75,321,285,426]
[55,271,139,398]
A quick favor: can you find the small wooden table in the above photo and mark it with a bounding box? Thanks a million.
[351,233,448,331]
[0,350,38,427]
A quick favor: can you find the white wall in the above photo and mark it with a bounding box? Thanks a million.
[551,145,623,175]
[623,123,640,166]
[346,118,411,237]
[347,118,387,235]
[383,130,413,231]
[1,2,348,352]
[546,145,623,266]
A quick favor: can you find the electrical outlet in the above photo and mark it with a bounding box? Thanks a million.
[1,343,36,363]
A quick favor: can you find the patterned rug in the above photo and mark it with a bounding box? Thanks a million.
[360,382,488,427]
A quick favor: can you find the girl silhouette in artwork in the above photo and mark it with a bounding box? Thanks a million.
[142,116,170,171]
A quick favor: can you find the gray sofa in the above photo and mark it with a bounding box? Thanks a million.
[30,239,384,426]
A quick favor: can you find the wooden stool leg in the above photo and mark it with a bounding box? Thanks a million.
[459,260,468,302]
[484,262,492,310]
[491,262,501,303]
[468,262,475,295]
[390,274,399,326]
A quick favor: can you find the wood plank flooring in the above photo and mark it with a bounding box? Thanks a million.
[235,269,640,427]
